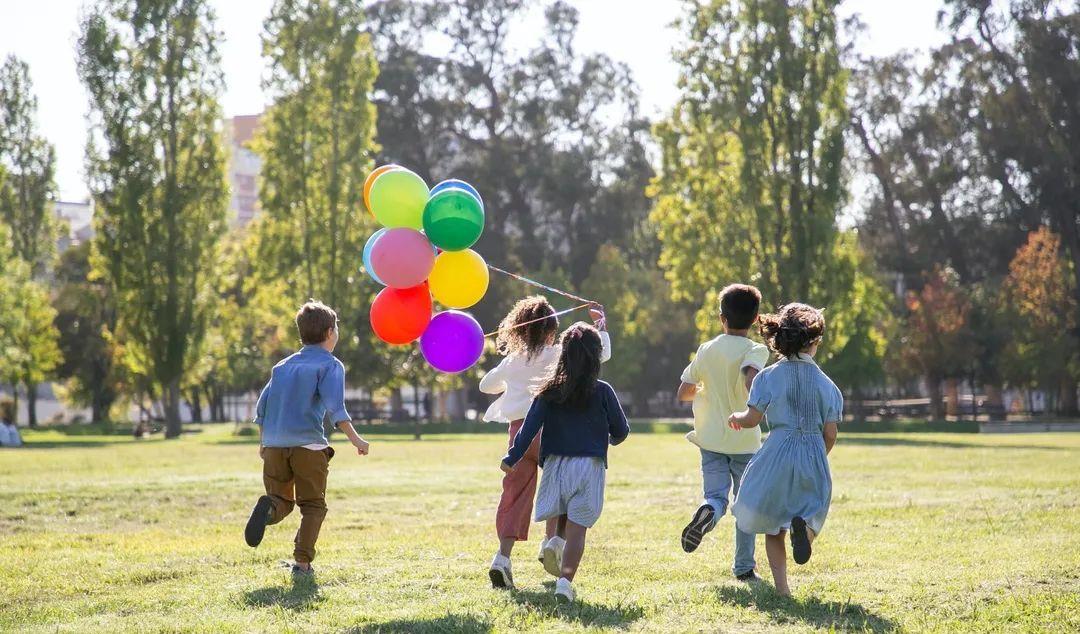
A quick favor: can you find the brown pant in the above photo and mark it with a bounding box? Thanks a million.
[261,446,334,564]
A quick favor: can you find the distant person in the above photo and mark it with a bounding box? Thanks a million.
[480,296,609,590]
[0,399,21,448]
[729,303,842,597]
[675,284,769,582]
[243,300,371,578]
[500,322,629,603]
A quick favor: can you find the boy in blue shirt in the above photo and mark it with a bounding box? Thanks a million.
[244,301,370,577]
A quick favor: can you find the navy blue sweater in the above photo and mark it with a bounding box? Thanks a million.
[503,381,630,468]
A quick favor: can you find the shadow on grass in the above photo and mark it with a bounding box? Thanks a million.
[21,440,116,449]
[510,583,645,628]
[716,584,897,632]
[839,436,1066,451]
[244,577,324,611]
[345,614,492,633]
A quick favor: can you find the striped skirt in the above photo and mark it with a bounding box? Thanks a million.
[534,455,606,528]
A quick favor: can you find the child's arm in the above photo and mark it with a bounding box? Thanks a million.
[501,399,544,471]
[677,345,703,401]
[589,304,613,363]
[677,382,697,402]
[605,384,631,446]
[823,422,838,454]
[742,367,760,392]
[319,361,369,457]
[729,406,764,429]
[254,379,271,456]
[479,358,509,395]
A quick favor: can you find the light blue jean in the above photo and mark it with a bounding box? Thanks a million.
[701,449,756,576]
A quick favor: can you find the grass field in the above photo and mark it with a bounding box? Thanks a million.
[1,426,1078,633]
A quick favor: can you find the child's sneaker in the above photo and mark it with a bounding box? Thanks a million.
[489,553,514,589]
[537,537,548,565]
[680,503,716,553]
[554,577,575,603]
[291,563,315,578]
[542,536,565,577]
[244,495,274,547]
[735,570,762,582]
[790,516,812,565]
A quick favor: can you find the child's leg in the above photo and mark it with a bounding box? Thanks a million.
[495,421,541,557]
[560,520,588,582]
[545,517,558,540]
[765,531,790,596]
[261,447,296,523]
[728,454,757,576]
[291,448,330,566]
[555,514,568,539]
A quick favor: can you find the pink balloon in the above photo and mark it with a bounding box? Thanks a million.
[370,228,436,289]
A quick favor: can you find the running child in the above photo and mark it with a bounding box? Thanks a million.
[500,322,629,603]
[481,297,609,589]
[728,303,842,596]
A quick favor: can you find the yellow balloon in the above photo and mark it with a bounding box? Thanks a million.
[429,249,489,309]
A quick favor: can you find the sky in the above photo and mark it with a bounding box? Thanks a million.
[0,0,949,202]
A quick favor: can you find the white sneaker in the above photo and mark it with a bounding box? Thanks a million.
[554,576,575,603]
[542,536,565,578]
[488,553,514,589]
[537,537,548,564]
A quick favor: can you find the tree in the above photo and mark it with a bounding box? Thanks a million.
[651,0,886,390]
[1002,227,1079,414]
[0,223,61,427]
[0,55,58,276]
[53,242,124,423]
[942,0,1080,347]
[78,0,229,437]
[900,267,972,420]
[251,0,383,389]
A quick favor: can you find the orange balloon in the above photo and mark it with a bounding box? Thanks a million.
[364,164,401,217]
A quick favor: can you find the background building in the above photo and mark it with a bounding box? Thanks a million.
[225,114,262,227]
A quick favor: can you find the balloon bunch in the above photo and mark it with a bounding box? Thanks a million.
[362,165,490,374]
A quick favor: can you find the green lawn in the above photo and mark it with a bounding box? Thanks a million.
[1,426,1077,633]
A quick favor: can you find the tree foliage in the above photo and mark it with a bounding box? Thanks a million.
[78,0,229,436]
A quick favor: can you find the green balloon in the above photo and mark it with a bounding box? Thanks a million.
[422,188,485,251]
[369,168,429,229]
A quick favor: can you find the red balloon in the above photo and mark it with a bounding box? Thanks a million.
[370,283,432,345]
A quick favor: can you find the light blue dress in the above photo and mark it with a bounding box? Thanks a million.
[732,353,843,536]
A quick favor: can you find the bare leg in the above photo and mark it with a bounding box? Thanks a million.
[555,514,568,539]
[765,532,790,596]
[498,537,516,558]
[546,517,558,539]
[560,519,588,581]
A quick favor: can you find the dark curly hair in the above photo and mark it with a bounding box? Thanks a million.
[759,303,826,358]
[536,322,602,409]
[496,296,559,360]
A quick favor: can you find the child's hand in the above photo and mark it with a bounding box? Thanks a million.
[728,413,743,430]
[352,437,370,456]
[588,303,606,330]
[500,460,513,474]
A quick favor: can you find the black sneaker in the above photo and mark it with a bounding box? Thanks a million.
[245,495,274,547]
[735,570,762,582]
[681,504,716,553]
[291,563,315,578]
[790,516,812,565]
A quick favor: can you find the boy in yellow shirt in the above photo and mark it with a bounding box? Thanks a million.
[676,284,769,581]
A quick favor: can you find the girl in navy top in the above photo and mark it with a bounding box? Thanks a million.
[501,322,630,603]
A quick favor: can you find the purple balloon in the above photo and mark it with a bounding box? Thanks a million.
[420,310,485,373]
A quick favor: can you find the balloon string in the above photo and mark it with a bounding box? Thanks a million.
[486,264,596,305]
[484,303,591,338]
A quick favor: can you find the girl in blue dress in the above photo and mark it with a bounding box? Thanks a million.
[728,303,841,596]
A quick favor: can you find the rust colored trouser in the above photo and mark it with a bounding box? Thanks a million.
[261,446,334,564]
[496,419,542,540]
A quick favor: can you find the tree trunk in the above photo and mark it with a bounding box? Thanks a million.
[1060,377,1078,417]
[10,386,19,426]
[927,375,945,421]
[984,384,1006,422]
[164,380,182,438]
[26,382,38,428]
[853,386,865,424]
[188,390,203,423]
[412,383,422,440]
[944,378,960,418]
[389,388,404,422]
[447,388,467,421]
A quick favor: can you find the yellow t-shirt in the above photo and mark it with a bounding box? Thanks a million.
[681,334,770,454]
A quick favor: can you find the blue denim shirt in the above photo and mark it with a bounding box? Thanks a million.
[254,346,352,447]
